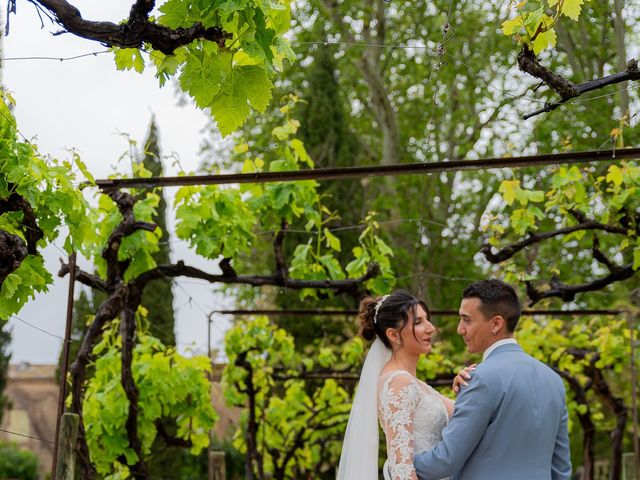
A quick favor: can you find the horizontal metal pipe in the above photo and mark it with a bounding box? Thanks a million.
[95,148,640,190]
[211,309,625,317]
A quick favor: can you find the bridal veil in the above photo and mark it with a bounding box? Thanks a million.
[336,338,391,479]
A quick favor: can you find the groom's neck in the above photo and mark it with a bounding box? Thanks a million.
[481,334,515,355]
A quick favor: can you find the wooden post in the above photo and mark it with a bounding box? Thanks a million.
[623,452,638,480]
[55,413,79,480]
[630,292,640,478]
[209,451,226,480]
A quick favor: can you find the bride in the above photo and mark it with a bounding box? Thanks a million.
[337,290,469,480]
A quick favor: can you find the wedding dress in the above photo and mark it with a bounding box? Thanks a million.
[335,339,450,480]
[378,370,450,480]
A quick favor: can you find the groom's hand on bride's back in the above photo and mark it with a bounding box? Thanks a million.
[452,364,477,394]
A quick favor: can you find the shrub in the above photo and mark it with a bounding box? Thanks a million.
[0,441,39,480]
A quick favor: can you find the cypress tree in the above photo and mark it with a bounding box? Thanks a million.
[298,43,364,224]
[139,118,176,346]
[275,38,366,344]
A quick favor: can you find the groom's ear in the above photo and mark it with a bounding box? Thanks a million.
[491,315,506,335]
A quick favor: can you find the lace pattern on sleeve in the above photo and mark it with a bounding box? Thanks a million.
[379,371,420,480]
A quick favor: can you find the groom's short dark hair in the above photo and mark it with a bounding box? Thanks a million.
[462,279,521,332]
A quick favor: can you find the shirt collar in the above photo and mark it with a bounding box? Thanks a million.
[482,338,518,361]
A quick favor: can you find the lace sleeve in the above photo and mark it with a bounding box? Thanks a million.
[379,372,420,480]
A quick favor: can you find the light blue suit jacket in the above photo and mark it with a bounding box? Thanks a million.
[414,343,571,480]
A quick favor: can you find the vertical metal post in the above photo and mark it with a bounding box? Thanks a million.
[52,252,77,480]
[208,312,214,480]
[628,308,639,477]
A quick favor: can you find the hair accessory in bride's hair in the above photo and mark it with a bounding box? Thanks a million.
[373,294,389,324]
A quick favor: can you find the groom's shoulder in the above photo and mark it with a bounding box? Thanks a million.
[486,348,564,387]
[481,347,550,375]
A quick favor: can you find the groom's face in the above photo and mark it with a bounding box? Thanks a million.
[457,297,495,354]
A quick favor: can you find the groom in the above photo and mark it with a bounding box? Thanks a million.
[414,279,572,480]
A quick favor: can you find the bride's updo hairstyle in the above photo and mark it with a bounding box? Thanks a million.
[359,289,430,349]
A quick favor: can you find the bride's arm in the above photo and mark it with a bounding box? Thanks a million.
[379,373,420,480]
[440,395,454,417]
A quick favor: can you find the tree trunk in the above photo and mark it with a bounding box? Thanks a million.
[588,361,627,480]
[554,367,595,480]
[357,1,400,167]
[612,0,629,115]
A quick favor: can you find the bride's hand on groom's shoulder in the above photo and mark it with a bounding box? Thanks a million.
[452,364,477,394]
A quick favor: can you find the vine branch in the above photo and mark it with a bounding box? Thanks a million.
[103,190,156,285]
[136,260,380,296]
[519,46,640,119]
[482,219,627,264]
[120,304,146,478]
[484,210,636,305]
[524,265,635,305]
[20,0,231,54]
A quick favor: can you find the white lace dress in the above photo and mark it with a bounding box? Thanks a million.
[378,370,450,480]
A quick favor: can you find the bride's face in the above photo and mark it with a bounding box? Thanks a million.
[398,305,436,355]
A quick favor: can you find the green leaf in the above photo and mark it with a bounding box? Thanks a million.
[179,50,229,108]
[113,48,145,74]
[561,0,585,20]
[157,0,190,28]
[318,254,346,280]
[527,190,545,203]
[289,139,313,167]
[1,273,21,298]
[273,37,297,63]
[502,17,523,35]
[218,0,251,17]
[324,228,341,252]
[533,27,557,54]
[210,92,252,136]
[499,180,520,205]
[606,165,624,186]
[234,65,274,113]
[523,7,545,36]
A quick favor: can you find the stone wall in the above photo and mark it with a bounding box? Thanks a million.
[0,364,58,477]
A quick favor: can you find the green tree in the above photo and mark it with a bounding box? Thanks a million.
[138,118,176,346]
[210,0,525,316]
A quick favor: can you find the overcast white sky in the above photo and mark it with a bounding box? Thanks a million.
[3,1,236,364]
